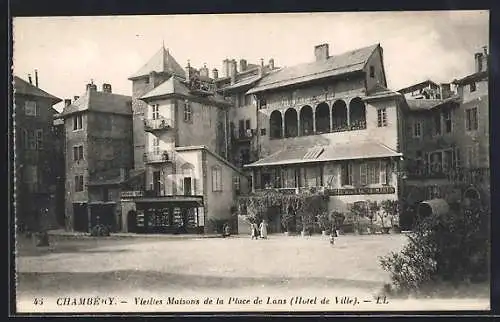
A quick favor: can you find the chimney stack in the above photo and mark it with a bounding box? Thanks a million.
[185,60,192,81]
[440,83,451,99]
[269,58,275,70]
[86,81,97,92]
[102,83,112,93]
[212,68,219,79]
[222,59,230,78]
[230,59,237,85]
[28,74,32,84]
[240,59,248,72]
[474,52,484,73]
[314,43,329,61]
[200,63,209,78]
[35,69,39,87]
[64,99,72,107]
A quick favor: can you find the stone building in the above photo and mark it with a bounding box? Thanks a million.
[243,43,407,231]
[399,46,490,228]
[14,75,62,232]
[58,82,133,232]
[215,57,279,169]
[120,47,249,234]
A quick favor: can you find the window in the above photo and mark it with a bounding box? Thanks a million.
[75,175,84,192]
[259,99,267,109]
[244,95,252,106]
[465,107,478,131]
[366,161,380,185]
[433,112,441,135]
[413,121,422,137]
[151,104,159,119]
[260,128,266,136]
[211,166,222,192]
[73,115,83,130]
[25,101,38,116]
[27,130,36,150]
[442,110,452,133]
[304,166,322,187]
[429,151,443,174]
[341,162,353,186]
[443,150,453,173]
[369,65,375,78]
[183,101,192,122]
[233,176,241,192]
[73,145,84,161]
[470,82,476,92]
[152,137,160,154]
[35,129,43,150]
[377,108,387,127]
[245,119,251,130]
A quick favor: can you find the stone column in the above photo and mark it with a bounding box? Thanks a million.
[329,103,333,133]
[281,113,285,138]
[312,109,316,134]
[87,204,92,233]
[297,111,301,137]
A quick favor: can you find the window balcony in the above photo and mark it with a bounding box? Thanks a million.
[233,129,255,143]
[143,117,173,133]
[143,150,174,164]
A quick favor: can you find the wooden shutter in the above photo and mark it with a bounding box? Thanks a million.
[380,160,387,184]
[360,162,367,186]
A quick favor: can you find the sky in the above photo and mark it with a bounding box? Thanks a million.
[13,11,489,112]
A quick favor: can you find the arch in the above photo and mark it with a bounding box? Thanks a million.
[284,108,298,138]
[463,186,481,207]
[331,100,348,132]
[349,97,367,130]
[299,105,314,136]
[315,102,330,133]
[181,162,195,175]
[269,110,283,139]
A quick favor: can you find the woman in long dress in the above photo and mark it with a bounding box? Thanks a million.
[259,220,268,239]
[250,223,256,239]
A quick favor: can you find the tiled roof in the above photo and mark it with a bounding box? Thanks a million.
[60,89,132,117]
[452,70,488,85]
[397,79,439,93]
[128,47,186,80]
[221,75,261,91]
[247,44,379,94]
[407,96,461,111]
[364,83,401,100]
[13,76,61,104]
[140,76,230,106]
[245,140,401,168]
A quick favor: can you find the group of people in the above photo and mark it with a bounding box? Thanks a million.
[250,220,268,239]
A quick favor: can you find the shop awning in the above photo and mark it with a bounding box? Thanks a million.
[134,195,204,208]
[244,140,402,168]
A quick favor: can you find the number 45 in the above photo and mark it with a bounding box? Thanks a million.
[33,298,44,305]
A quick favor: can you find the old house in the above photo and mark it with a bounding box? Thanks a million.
[243,43,407,231]
[14,74,62,232]
[59,82,133,232]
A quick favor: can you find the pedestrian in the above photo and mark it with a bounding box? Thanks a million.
[223,223,231,238]
[329,222,337,246]
[259,220,268,239]
[250,222,256,240]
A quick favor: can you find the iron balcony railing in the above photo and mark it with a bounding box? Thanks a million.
[143,150,174,164]
[143,117,173,132]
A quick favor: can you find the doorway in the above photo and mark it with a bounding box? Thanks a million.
[183,177,192,195]
[73,203,88,232]
[153,171,161,195]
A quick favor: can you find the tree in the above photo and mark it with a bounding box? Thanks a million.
[350,201,368,234]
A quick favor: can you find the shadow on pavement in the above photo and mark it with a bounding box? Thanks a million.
[16,270,383,294]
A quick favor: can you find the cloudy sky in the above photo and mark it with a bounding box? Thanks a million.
[13,11,489,111]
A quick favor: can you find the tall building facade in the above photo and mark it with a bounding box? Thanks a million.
[59,82,133,232]
[14,75,62,232]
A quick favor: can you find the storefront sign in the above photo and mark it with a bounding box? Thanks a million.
[325,186,395,196]
[121,190,144,198]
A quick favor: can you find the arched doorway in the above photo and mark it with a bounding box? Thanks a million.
[332,100,348,132]
[284,108,298,137]
[269,110,283,139]
[349,97,367,130]
[299,105,314,136]
[315,102,330,133]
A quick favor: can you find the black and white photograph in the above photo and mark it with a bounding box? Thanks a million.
[12,11,491,313]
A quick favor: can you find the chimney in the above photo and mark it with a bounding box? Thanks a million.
[269,58,275,70]
[222,59,230,78]
[230,59,237,84]
[200,63,209,78]
[28,74,32,84]
[185,61,192,81]
[74,96,80,101]
[240,59,248,72]
[35,69,39,87]
[86,81,97,92]
[212,68,219,79]
[102,83,112,93]
[314,43,329,61]
[483,46,488,55]
[474,52,484,73]
[440,83,451,99]
[149,71,157,87]
[64,99,72,107]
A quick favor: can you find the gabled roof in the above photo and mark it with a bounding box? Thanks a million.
[397,79,440,93]
[60,89,132,117]
[245,140,401,168]
[364,83,401,101]
[406,96,461,111]
[128,47,186,80]
[452,70,488,85]
[247,44,379,94]
[13,76,62,104]
[140,76,230,106]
